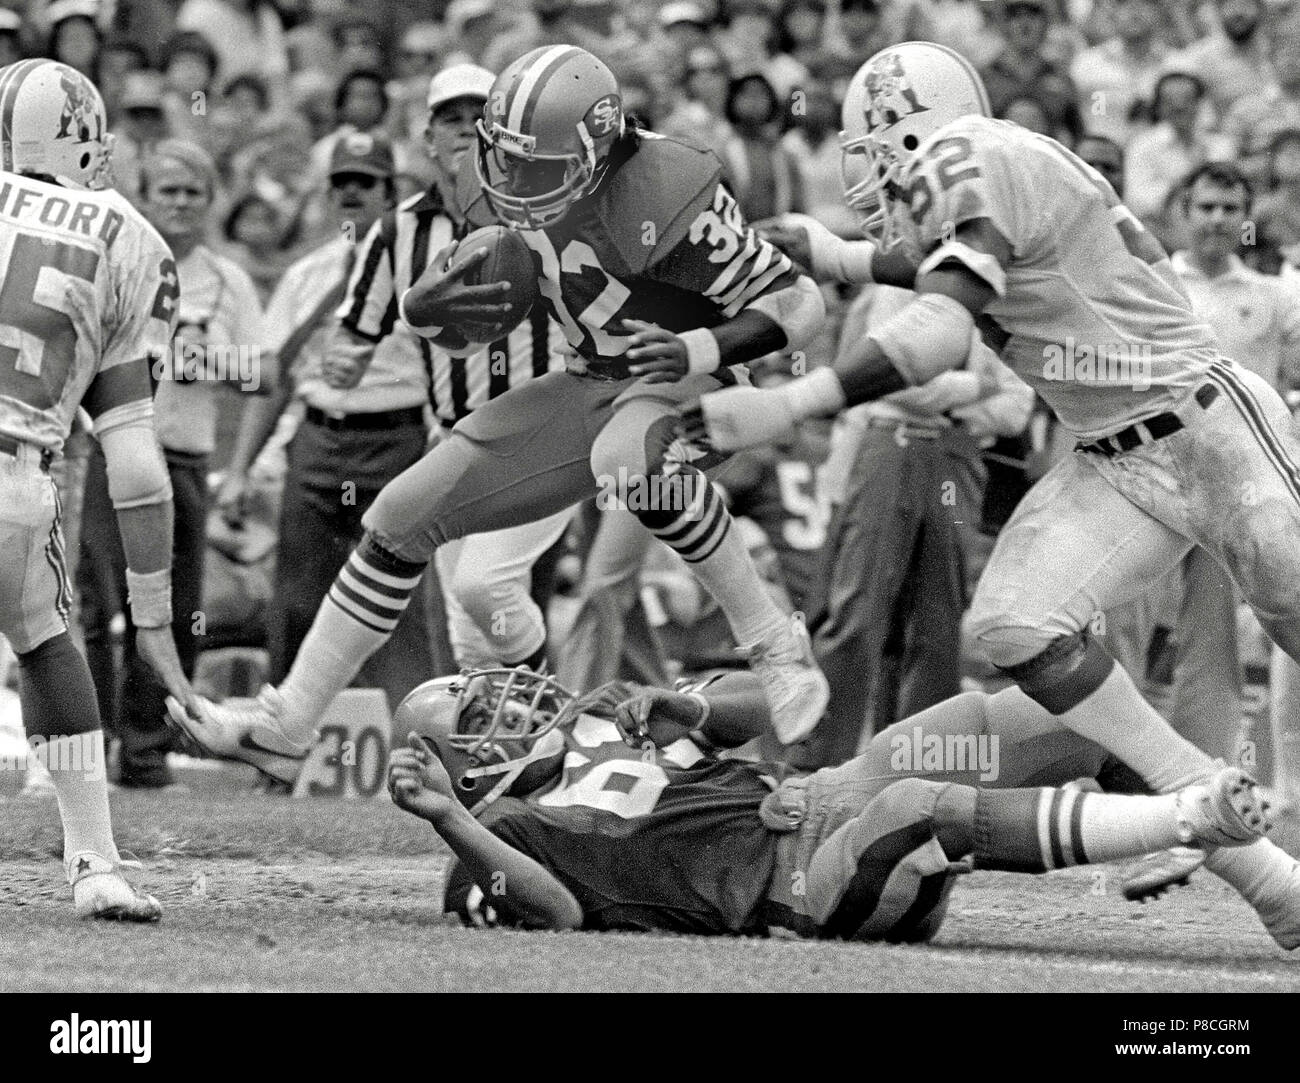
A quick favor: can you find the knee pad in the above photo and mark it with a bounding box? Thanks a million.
[857,836,961,944]
[1000,629,1115,715]
[810,776,948,938]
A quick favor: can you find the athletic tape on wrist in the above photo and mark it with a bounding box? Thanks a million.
[680,328,722,375]
[126,568,172,629]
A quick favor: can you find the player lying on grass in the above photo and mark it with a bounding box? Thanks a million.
[683,40,1300,948]
[387,667,1267,939]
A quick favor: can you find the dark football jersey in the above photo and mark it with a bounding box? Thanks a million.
[444,714,780,934]
[463,132,802,371]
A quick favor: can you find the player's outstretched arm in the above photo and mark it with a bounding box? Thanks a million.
[90,402,197,716]
[389,735,583,931]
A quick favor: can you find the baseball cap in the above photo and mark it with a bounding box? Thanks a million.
[658,1,708,28]
[121,71,166,112]
[329,131,395,179]
[426,63,493,111]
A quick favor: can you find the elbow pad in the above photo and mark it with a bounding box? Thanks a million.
[98,416,173,510]
[870,293,976,386]
[747,275,825,354]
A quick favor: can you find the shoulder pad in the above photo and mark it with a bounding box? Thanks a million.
[598,134,723,273]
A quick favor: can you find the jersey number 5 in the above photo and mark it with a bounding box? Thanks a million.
[0,235,100,410]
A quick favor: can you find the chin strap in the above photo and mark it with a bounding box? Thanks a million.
[463,729,567,815]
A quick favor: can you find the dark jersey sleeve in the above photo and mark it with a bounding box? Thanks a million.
[645,179,802,320]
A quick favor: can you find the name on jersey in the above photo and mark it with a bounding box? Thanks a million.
[0,181,123,246]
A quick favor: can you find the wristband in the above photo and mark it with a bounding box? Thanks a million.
[679,328,722,375]
[829,239,877,285]
[781,367,847,421]
[126,568,172,629]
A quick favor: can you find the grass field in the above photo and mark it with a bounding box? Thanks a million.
[2,767,1298,993]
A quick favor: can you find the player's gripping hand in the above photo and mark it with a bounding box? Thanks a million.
[136,626,201,721]
[613,686,707,749]
[389,733,458,823]
[403,242,515,331]
[624,319,688,382]
[679,386,798,452]
[755,219,814,274]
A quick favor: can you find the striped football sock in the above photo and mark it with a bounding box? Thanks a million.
[972,787,1196,872]
[635,468,785,647]
[277,537,425,744]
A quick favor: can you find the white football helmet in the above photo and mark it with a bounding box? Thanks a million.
[0,59,114,190]
[839,41,990,247]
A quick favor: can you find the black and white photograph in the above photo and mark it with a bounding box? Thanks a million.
[0,0,1297,1039]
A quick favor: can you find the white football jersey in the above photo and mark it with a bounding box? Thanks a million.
[897,115,1221,440]
[0,172,176,453]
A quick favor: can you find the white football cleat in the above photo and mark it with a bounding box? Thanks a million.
[165,686,311,785]
[1173,765,1270,847]
[742,617,829,745]
[68,852,161,922]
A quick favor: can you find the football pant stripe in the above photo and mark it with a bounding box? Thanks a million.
[821,818,936,938]
[1209,361,1300,507]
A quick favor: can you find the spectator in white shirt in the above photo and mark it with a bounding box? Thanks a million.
[1070,0,1168,146]
[1124,70,1232,222]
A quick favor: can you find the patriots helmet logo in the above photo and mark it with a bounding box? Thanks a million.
[863,52,929,132]
[55,69,101,143]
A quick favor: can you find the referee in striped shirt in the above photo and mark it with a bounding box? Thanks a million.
[323,63,573,672]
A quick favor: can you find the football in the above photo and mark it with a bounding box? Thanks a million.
[449,225,539,343]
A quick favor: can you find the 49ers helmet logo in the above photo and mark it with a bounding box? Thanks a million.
[863,53,929,131]
[585,94,622,137]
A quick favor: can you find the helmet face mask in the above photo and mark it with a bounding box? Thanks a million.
[475,117,595,230]
[395,667,576,815]
[838,41,991,248]
[474,45,624,231]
